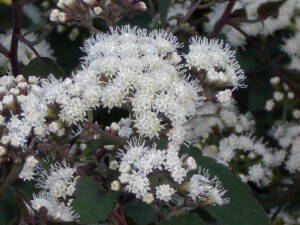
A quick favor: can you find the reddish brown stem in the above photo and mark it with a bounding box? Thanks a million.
[0,43,10,58]
[111,210,127,225]
[10,0,26,76]
[208,0,236,38]
[229,22,300,97]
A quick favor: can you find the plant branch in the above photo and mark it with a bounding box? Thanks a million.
[10,0,26,76]
[229,22,300,97]
[0,43,10,58]
[208,0,236,38]
[0,156,23,199]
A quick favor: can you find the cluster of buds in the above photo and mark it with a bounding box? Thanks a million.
[50,0,147,25]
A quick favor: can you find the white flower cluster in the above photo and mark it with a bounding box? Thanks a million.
[1,25,244,149]
[264,76,296,114]
[187,102,255,143]
[281,18,300,71]
[30,161,79,222]
[189,168,230,206]
[116,139,229,205]
[0,29,54,67]
[216,134,285,186]
[19,155,39,181]
[81,25,208,144]
[205,0,300,47]
[186,36,245,89]
[269,122,300,173]
[167,0,191,26]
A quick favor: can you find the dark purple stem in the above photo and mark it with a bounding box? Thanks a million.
[10,0,25,76]
[0,43,10,58]
[208,0,236,39]
[229,22,300,97]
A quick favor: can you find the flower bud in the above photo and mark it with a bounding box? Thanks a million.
[0,102,3,112]
[1,136,9,145]
[93,6,103,15]
[0,146,6,157]
[184,156,197,171]
[103,145,114,151]
[50,9,61,22]
[142,193,154,204]
[16,74,25,83]
[17,82,28,94]
[109,160,119,170]
[270,77,280,85]
[119,163,131,173]
[49,121,61,133]
[111,180,121,191]
[133,1,147,11]
[34,126,46,137]
[28,76,39,84]
[9,88,20,96]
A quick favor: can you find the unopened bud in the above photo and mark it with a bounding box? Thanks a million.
[80,143,87,151]
[133,1,147,11]
[119,173,129,183]
[142,193,154,204]
[56,128,65,137]
[50,9,61,22]
[28,76,39,84]
[270,77,280,85]
[184,156,197,171]
[93,6,103,15]
[119,163,131,173]
[1,136,9,145]
[104,145,114,150]
[9,88,20,96]
[0,146,6,157]
[16,74,25,83]
[109,160,119,170]
[17,82,28,94]
[111,180,120,191]
[49,121,61,133]
[34,126,46,136]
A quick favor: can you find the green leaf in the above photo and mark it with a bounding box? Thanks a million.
[0,188,20,225]
[72,177,116,224]
[257,0,285,19]
[159,0,171,26]
[180,147,272,225]
[23,57,65,78]
[124,200,156,225]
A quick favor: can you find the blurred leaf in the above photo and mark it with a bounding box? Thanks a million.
[23,57,65,78]
[180,147,272,225]
[257,0,285,19]
[124,200,156,225]
[160,213,208,225]
[72,177,116,224]
[127,12,153,28]
[0,188,20,225]
[159,0,171,26]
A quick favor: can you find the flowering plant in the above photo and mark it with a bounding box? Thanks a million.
[0,0,300,225]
